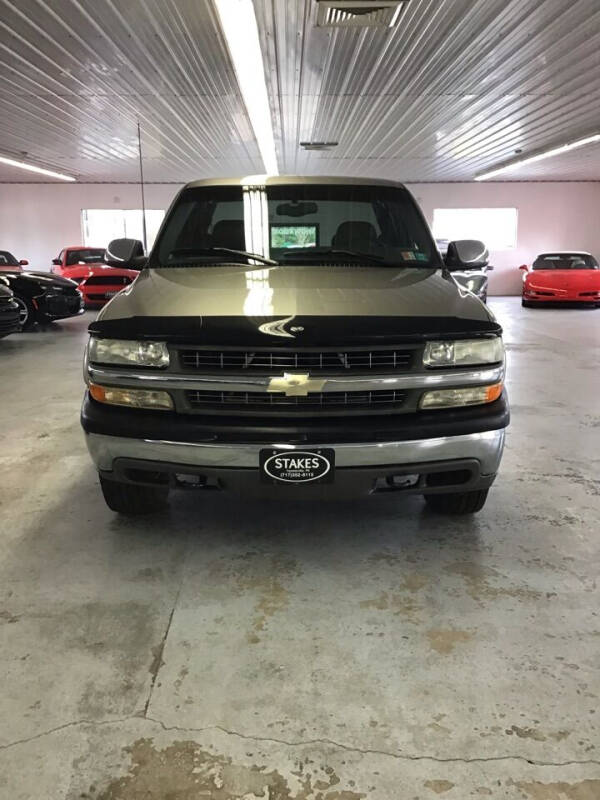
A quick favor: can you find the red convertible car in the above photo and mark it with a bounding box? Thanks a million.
[51,246,139,307]
[520,251,600,307]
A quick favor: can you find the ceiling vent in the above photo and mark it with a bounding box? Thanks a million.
[300,141,339,151]
[315,1,407,28]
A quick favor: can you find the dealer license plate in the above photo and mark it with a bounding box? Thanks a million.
[260,448,335,485]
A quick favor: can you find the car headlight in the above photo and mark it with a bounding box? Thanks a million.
[89,337,169,368]
[423,338,503,368]
[89,383,173,411]
[420,382,503,409]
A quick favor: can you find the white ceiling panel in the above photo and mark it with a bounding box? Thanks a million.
[255,0,600,181]
[0,0,599,182]
[0,0,263,182]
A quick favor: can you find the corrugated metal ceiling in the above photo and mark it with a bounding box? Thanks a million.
[0,0,599,183]
[0,0,263,182]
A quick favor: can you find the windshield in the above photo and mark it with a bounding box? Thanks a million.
[532,253,598,270]
[66,248,105,266]
[154,184,438,268]
[0,250,19,267]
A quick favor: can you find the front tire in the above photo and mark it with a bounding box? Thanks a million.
[13,295,36,330]
[99,475,169,515]
[424,489,489,515]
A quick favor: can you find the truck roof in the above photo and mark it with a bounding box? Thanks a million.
[184,175,407,189]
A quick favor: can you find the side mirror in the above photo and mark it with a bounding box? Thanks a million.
[519,264,528,271]
[52,258,61,266]
[104,238,146,269]
[19,259,29,266]
[445,239,489,270]
[486,265,494,271]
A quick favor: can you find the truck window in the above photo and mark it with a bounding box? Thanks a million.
[155,184,438,268]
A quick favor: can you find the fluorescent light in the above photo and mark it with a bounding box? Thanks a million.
[215,0,278,176]
[475,134,600,181]
[0,155,75,182]
[389,3,404,27]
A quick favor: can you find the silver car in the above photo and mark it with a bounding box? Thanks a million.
[436,238,493,303]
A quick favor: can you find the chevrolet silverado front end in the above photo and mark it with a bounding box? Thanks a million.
[81,177,509,515]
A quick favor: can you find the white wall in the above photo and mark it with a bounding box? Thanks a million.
[1,181,599,295]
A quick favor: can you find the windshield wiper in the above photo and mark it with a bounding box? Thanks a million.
[166,247,278,266]
[280,248,389,266]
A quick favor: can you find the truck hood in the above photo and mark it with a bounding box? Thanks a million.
[91,265,500,344]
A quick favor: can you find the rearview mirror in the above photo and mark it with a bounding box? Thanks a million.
[519,264,528,271]
[275,201,318,217]
[105,238,146,269]
[19,259,29,266]
[445,240,489,270]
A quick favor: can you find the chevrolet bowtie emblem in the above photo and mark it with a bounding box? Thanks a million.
[267,373,327,397]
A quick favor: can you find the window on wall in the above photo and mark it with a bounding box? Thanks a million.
[432,208,518,250]
[81,209,165,251]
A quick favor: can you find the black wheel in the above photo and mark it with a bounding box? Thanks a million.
[99,475,169,515]
[13,295,36,330]
[521,298,535,308]
[424,489,489,515]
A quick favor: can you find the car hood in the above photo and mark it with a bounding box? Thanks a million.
[1,270,78,289]
[526,269,600,290]
[63,264,139,279]
[91,265,500,344]
[452,271,488,293]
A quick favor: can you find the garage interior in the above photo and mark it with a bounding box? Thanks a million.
[1,1,599,799]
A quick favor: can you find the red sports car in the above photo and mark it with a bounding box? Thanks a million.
[51,246,139,307]
[520,251,600,307]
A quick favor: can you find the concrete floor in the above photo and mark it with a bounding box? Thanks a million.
[0,297,599,799]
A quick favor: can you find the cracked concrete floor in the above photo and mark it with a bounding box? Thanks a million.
[0,297,599,799]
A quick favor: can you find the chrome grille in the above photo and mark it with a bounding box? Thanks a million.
[179,348,414,373]
[186,389,406,413]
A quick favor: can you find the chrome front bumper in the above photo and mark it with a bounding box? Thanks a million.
[85,428,505,477]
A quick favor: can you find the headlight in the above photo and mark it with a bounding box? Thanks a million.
[466,279,477,292]
[89,383,173,410]
[89,337,169,368]
[420,383,503,409]
[423,338,503,368]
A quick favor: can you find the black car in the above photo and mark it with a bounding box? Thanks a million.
[0,282,20,338]
[0,250,84,330]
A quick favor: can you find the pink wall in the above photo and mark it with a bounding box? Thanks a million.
[1,181,599,295]
[409,182,600,295]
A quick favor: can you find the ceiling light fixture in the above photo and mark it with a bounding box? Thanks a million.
[215,0,278,176]
[300,141,339,151]
[315,1,408,28]
[0,155,75,182]
[475,134,600,181]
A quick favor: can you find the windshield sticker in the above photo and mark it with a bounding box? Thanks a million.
[415,252,428,262]
[401,251,416,261]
